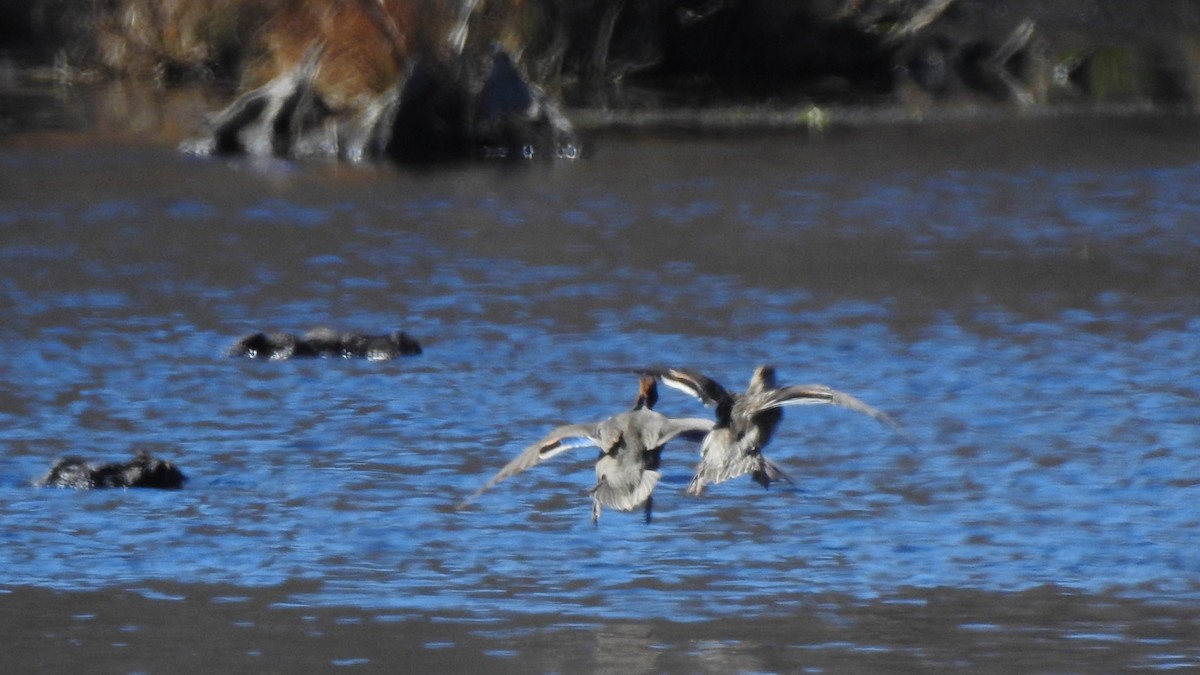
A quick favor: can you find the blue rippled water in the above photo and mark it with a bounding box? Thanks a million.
[1,118,1199,632]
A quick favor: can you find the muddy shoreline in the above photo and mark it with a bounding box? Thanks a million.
[6,582,1199,673]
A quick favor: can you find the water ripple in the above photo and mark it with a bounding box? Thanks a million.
[1,128,1199,627]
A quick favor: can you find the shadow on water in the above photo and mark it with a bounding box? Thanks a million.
[2,77,1200,671]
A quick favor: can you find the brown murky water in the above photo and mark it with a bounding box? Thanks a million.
[7,584,1200,673]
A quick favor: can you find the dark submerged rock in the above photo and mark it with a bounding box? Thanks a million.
[35,451,186,490]
[473,48,579,160]
[339,331,424,360]
[366,60,474,164]
[226,332,298,360]
[295,327,344,356]
[227,328,422,360]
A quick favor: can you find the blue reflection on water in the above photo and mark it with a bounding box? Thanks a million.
[0,139,1198,622]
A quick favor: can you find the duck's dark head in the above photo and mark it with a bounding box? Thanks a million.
[633,374,659,410]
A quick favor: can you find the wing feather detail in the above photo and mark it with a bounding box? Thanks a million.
[654,416,715,445]
[457,422,600,509]
[643,367,732,408]
[772,384,917,448]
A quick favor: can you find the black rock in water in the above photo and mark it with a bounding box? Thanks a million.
[35,451,186,490]
[227,328,422,360]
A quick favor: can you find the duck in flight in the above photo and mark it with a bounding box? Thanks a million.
[458,374,713,523]
[642,365,915,495]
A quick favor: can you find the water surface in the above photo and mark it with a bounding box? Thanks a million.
[2,82,1200,671]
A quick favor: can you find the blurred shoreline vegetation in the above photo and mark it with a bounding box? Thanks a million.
[3,0,1200,132]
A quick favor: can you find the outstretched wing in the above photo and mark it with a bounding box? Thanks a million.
[652,416,715,445]
[766,384,917,449]
[457,422,600,509]
[641,367,732,408]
